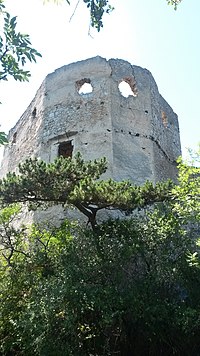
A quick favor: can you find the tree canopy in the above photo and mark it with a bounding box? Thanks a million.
[0,152,200,355]
[0,153,174,229]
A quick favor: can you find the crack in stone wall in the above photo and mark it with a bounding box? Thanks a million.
[112,128,177,164]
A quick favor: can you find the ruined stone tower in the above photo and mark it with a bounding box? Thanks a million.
[1,56,181,186]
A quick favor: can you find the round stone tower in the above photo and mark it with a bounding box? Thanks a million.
[1,56,181,185]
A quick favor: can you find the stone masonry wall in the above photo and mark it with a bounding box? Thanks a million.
[1,56,181,188]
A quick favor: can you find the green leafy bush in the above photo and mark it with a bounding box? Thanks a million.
[0,205,200,355]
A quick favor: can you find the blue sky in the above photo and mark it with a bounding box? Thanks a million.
[0,0,199,159]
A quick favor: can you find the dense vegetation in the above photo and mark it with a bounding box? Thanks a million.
[0,152,200,355]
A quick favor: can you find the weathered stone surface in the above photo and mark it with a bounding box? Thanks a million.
[0,56,181,223]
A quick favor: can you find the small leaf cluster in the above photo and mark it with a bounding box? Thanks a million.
[83,0,114,31]
[0,131,7,145]
[166,0,182,10]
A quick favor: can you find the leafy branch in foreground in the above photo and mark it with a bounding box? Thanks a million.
[0,1,41,82]
[44,0,114,32]
[44,0,182,32]
[82,0,114,32]
[0,131,7,145]
[0,153,174,229]
[167,0,182,10]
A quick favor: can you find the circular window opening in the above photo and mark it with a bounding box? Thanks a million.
[118,77,137,98]
[76,78,93,95]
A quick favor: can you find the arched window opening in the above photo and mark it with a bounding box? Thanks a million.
[76,78,93,95]
[12,132,17,144]
[118,77,137,98]
[58,141,73,158]
[161,111,168,128]
[32,107,37,118]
